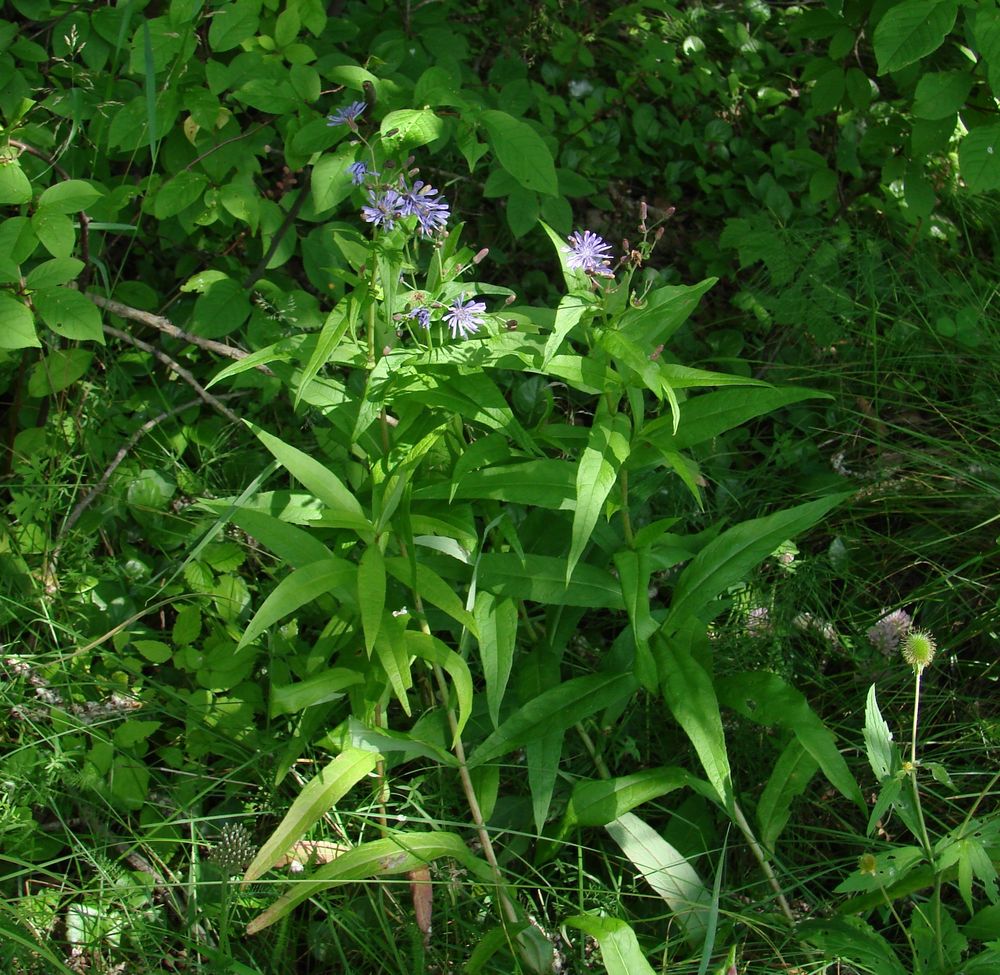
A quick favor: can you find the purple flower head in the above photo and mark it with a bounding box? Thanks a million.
[565,229,614,277]
[444,294,486,340]
[867,609,912,656]
[408,306,431,329]
[327,101,366,127]
[398,180,450,236]
[361,188,405,231]
[348,161,377,185]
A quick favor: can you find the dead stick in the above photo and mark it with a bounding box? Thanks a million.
[89,294,272,374]
[103,324,243,425]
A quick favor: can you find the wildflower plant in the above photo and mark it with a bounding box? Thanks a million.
[205,105,853,968]
[802,626,1000,975]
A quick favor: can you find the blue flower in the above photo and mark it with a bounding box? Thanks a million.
[398,180,450,236]
[444,294,486,339]
[327,101,366,127]
[565,230,614,276]
[408,306,431,329]
[361,188,405,230]
[348,161,377,185]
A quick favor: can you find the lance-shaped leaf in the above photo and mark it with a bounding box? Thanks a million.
[247,831,482,934]
[561,767,696,834]
[243,747,379,884]
[756,738,819,852]
[606,813,711,947]
[406,630,474,741]
[385,556,478,635]
[357,543,385,654]
[249,423,370,532]
[480,552,625,609]
[614,547,658,691]
[468,672,638,769]
[568,405,630,582]
[543,293,590,367]
[655,629,734,814]
[718,671,865,812]
[564,916,657,975]
[238,558,356,649]
[664,494,849,631]
[474,592,518,728]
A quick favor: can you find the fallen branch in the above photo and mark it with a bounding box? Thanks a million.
[89,294,273,375]
[103,323,244,425]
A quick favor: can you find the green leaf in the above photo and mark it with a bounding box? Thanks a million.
[480,109,558,195]
[294,304,352,408]
[247,832,481,934]
[665,494,849,630]
[605,813,711,946]
[756,738,818,852]
[243,748,380,883]
[250,424,372,533]
[24,257,84,289]
[474,592,518,728]
[618,279,716,349]
[912,70,973,120]
[37,179,103,213]
[614,547,657,691]
[0,159,32,204]
[190,275,251,339]
[27,348,93,396]
[0,295,39,349]
[31,206,75,258]
[564,916,657,975]
[348,716,458,767]
[270,668,364,716]
[33,287,104,342]
[640,386,828,454]
[226,506,334,567]
[357,544,385,654]
[479,552,625,609]
[380,108,445,152]
[154,171,208,219]
[238,558,357,649]
[375,616,413,714]
[568,405,630,582]
[863,684,897,782]
[562,767,695,832]
[384,557,477,634]
[468,672,637,768]
[208,0,261,51]
[418,458,575,508]
[219,179,261,232]
[655,628,733,812]
[799,918,908,975]
[0,217,39,279]
[542,293,589,367]
[718,672,866,812]
[406,630,474,741]
[505,185,539,237]
[873,0,957,75]
[959,124,1000,194]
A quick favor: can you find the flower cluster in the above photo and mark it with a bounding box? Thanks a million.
[867,609,912,656]
[360,177,451,236]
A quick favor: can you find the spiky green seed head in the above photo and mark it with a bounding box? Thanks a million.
[902,630,937,673]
